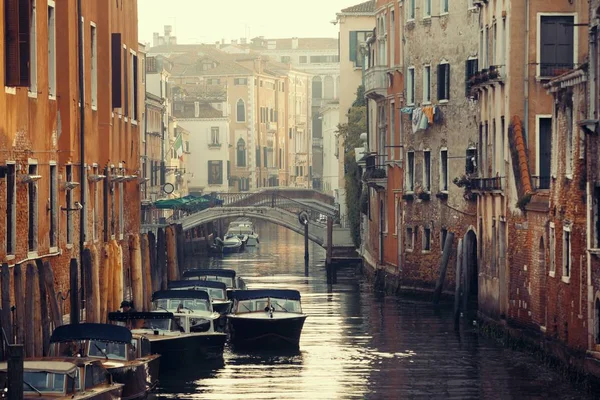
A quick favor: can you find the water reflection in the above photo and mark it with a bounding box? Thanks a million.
[154,222,590,400]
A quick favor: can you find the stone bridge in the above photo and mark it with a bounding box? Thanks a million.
[143,189,355,249]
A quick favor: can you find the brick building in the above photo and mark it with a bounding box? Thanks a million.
[0,0,140,299]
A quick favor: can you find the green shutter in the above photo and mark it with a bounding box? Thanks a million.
[349,31,357,63]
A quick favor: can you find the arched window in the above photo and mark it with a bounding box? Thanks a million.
[236,99,245,122]
[324,76,334,99]
[237,138,246,167]
[312,76,322,99]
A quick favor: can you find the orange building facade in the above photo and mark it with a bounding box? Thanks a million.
[0,0,140,297]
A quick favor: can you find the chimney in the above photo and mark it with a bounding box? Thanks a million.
[291,37,299,49]
[153,32,160,47]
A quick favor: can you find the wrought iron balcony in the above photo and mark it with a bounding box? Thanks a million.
[364,66,388,99]
[471,176,504,192]
[540,63,575,79]
[363,167,387,190]
[467,66,505,95]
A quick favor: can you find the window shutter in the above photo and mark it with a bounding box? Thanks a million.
[5,0,31,87]
[437,64,443,101]
[445,64,451,100]
[111,33,122,108]
[349,31,357,62]
[123,48,129,116]
[133,54,138,120]
[207,161,212,184]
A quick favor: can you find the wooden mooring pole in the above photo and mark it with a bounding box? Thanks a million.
[1,263,12,345]
[69,258,79,325]
[454,239,464,329]
[35,260,50,356]
[24,264,35,357]
[13,264,25,345]
[7,344,24,400]
[433,232,455,305]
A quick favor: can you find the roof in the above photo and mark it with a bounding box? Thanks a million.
[152,289,210,301]
[340,0,376,14]
[252,38,338,51]
[108,311,174,321]
[0,361,78,377]
[168,280,228,291]
[183,268,237,279]
[151,195,210,211]
[229,289,301,301]
[50,323,132,344]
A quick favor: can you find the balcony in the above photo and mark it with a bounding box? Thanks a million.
[539,63,576,80]
[363,167,387,190]
[312,137,323,148]
[471,176,504,192]
[208,142,222,149]
[364,66,388,99]
[467,66,505,95]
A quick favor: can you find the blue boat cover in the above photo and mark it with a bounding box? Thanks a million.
[229,289,301,301]
[168,280,227,291]
[152,290,210,301]
[50,323,132,344]
[108,311,174,321]
[183,268,237,278]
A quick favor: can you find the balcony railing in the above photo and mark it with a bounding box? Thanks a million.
[471,176,504,192]
[531,175,551,191]
[467,65,504,94]
[364,66,388,98]
[540,63,575,79]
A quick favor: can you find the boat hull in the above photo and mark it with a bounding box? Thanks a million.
[228,315,307,349]
[245,236,259,246]
[106,355,160,400]
[149,333,227,368]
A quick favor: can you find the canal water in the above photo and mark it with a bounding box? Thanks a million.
[152,222,591,399]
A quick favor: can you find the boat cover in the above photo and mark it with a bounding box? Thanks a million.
[152,289,210,301]
[108,311,174,321]
[229,289,301,301]
[50,323,132,344]
[183,268,237,278]
[168,280,227,291]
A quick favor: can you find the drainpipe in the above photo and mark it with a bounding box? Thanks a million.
[77,0,86,318]
[523,0,530,148]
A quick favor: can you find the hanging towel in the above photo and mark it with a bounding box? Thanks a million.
[418,111,429,131]
[412,108,423,134]
[400,107,414,114]
[422,106,435,124]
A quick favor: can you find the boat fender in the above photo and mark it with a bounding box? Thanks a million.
[154,330,159,336]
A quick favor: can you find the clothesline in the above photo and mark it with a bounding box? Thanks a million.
[400,105,444,133]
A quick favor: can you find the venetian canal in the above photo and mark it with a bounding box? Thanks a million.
[150,222,593,400]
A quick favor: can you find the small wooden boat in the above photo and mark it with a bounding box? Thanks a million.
[227,289,307,349]
[168,279,231,314]
[183,268,247,291]
[49,323,160,400]
[109,311,226,366]
[0,358,123,399]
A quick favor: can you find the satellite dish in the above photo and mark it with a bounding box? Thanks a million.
[298,211,309,226]
[162,183,175,194]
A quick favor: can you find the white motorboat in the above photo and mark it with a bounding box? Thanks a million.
[227,220,259,246]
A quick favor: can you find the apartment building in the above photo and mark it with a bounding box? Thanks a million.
[0,0,140,289]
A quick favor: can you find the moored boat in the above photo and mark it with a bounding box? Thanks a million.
[152,290,222,333]
[168,279,231,315]
[213,234,244,254]
[48,323,160,400]
[227,289,307,349]
[0,358,123,399]
[109,311,226,366]
[227,220,259,246]
[183,268,247,291]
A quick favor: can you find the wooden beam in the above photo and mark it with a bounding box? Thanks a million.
[24,264,35,357]
[1,263,12,344]
[13,264,25,345]
[69,258,79,325]
[35,260,50,356]
[433,232,455,305]
[82,248,95,323]
[43,262,62,329]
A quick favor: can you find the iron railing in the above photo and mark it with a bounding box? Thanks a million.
[471,176,504,191]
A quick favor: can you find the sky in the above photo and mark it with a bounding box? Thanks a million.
[138,0,357,46]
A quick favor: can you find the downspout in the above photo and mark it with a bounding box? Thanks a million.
[523,0,530,148]
[77,0,86,319]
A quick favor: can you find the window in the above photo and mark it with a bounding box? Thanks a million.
[234,78,248,85]
[539,16,574,77]
[390,101,396,156]
[29,0,37,94]
[93,165,99,241]
[47,3,56,96]
[423,65,431,103]
[4,0,32,86]
[440,149,448,191]
[91,24,97,108]
[537,116,552,189]
[565,105,574,177]
[324,76,334,99]
[211,127,220,145]
[406,227,414,251]
[423,227,431,251]
[299,56,307,64]
[50,163,57,248]
[208,161,223,185]
[423,0,432,18]
[424,150,431,192]
[441,0,449,14]
[111,33,122,108]
[132,53,138,120]
[549,223,556,275]
[349,31,371,68]
[310,55,339,63]
[437,63,450,101]
[466,148,477,175]
[441,228,448,251]
[206,78,220,85]
[562,225,571,279]
[5,164,16,255]
[407,67,415,105]
[281,56,291,63]
[28,164,38,252]
[390,11,395,66]
[123,48,129,117]
[263,147,268,168]
[408,0,416,20]
[237,139,246,167]
[407,151,415,191]
[236,99,245,122]
[66,165,73,245]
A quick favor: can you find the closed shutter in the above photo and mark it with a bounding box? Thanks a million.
[349,31,357,62]
[540,16,574,76]
[133,54,138,120]
[5,0,31,87]
[123,48,128,116]
[111,33,122,108]
[437,65,443,101]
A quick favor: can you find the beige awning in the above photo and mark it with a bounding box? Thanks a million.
[0,361,78,377]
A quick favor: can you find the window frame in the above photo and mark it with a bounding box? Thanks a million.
[29,0,37,96]
[5,162,16,256]
[441,0,449,15]
[423,64,431,104]
[406,226,414,251]
[47,1,56,98]
[423,149,431,192]
[236,99,246,122]
[407,0,416,21]
[536,13,577,79]
[422,226,431,252]
[437,62,450,102]
[549,222,556,277]
[407,66,415,106]
[90,23,98,109]
[440,148,448,192]
[406,151,415,192]
[562,224,572,282]
[423,0,432,19]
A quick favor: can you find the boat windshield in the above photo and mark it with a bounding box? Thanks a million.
[87,340,127,360]
[141,318,171,331]
[236,298,302,313]
[194,275,234,288]
[23,371,66,394]
[154,299,210,312]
